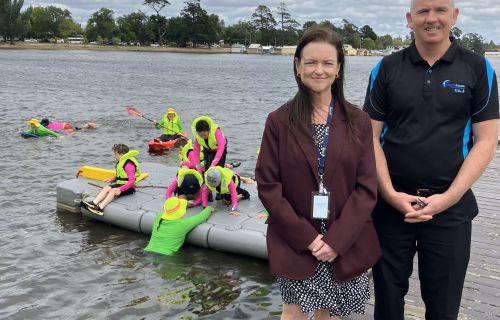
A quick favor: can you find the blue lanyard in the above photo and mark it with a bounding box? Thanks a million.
[314,100,334,192]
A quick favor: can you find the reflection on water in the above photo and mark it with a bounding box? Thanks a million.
[1,49,499,319]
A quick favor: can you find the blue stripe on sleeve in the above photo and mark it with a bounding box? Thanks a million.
[473,58,495,116]
[486,58,494,97]
[380,122,388,146]
[370,60,382,92]
[462,118,472,159]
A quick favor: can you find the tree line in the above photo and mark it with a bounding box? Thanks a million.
[0,0,498,53]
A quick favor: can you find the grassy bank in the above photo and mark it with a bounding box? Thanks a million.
[0,42,231,54]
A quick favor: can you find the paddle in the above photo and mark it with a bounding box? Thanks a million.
[126,106,158,124]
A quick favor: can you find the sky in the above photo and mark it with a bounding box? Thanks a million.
[23,0,500,43]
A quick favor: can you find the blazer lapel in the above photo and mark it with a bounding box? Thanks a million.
[293,128,320,184]
[325,105,347,178]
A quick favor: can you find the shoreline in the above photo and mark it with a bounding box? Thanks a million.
[0,42,231,54]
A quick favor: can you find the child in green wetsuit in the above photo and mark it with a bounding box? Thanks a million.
[145,197,214,256]
[24,119,59,137]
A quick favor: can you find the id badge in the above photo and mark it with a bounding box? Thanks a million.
[311,191,330,220]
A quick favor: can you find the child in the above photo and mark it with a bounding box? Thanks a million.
[175,137,201,170]
[155,107,184,141]
[202,166,250,216]
[41,118,97,131]
[165,167,205,207]
[191,116,227,172]
[144,197,214,256]
[82,144,141,215]
[24,119,59,137]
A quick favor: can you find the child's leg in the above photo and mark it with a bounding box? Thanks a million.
[97,191,116,209]
[93,186,112,205]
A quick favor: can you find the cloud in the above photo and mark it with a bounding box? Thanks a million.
[23,0,500,43]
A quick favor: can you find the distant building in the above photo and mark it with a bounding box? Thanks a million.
[262,46,275,54]
[342,44,357,56]
[248,43,263,54]
[485,51,500,58]
[281,45,297,55]
[67,36,84,44]
[357,48,369,56]
[231,43,246,53]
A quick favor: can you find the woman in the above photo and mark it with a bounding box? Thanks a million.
[255,27,381,319]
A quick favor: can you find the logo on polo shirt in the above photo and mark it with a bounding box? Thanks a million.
[442,80,465,93]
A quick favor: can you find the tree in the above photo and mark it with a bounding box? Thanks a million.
[461,33,486,54]
[117,11,152,44]
[164,15,188,46]
[143,0,170,45]
[342,19,360,48]
[85,7,117,42]
[251,5,276,44]
[1,0,24,44]
[205,14,224,46]
[360,24,377,41]
[45,5,71,40]
[376,34,393,49]
[224,20,254,45]
[275,2,300,46]
[59,18,82,39]
[450,26,462,39]
[180,0,209,46]
[18,5,31,40]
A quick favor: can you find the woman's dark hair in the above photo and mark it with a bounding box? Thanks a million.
[112,143,129,155]
[285,27,358,142]
[195,120,210,132]
[41,118,49,127]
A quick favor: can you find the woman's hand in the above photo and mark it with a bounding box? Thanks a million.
[307,235,325,253]
[312,242,338,263]
[103,178,113,183]
[113,188,121,196]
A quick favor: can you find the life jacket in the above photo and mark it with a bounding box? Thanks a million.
[161,114,182,135]
[191,116,224,151]
[31,125,59,137]
[179,139,204,164]
[115,150,141,186]
[177,168,204,188]
[204,166,238,194]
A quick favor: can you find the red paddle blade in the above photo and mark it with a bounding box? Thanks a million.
[125,106,142,117]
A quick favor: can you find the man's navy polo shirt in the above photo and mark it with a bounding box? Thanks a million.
[364,39,499,224]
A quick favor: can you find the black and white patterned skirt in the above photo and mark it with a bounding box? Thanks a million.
[277,262,369,317]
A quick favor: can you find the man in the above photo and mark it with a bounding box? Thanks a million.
[363,0,499,319]
[155,107,184,141]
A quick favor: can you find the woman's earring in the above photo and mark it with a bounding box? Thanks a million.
[297,73,301,77]
[335,74,339,79]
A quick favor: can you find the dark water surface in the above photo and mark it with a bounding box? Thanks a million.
[1,49,499,319]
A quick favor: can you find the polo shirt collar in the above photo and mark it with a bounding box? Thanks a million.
[408,37,458,64]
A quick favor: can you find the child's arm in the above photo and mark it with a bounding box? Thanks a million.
[190,187,203,207]
[118,162,136,192]
[201,185,209,207]
[210,128,226,167]
[228,180,239,215]
[165,177,178,199]
[192,139,203,172]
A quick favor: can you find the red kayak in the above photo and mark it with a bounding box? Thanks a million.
[148,132,188,152]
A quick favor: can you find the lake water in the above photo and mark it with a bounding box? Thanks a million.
[1,49,499,319]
